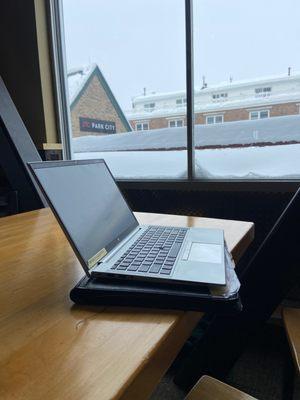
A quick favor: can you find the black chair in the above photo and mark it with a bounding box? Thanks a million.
[174,186,300,391]
[0,75,46,213]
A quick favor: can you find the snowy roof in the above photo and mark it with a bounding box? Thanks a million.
[132,71,300,103]
[67,64,97,105]
[73,114,300,152]
[126,92,300,120]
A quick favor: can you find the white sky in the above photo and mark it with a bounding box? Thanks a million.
[62,0,300,109]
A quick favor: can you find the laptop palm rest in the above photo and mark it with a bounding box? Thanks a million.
[186,242,223,263]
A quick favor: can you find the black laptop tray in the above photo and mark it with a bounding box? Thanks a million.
[70,276,242,314]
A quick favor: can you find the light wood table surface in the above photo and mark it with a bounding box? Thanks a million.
[0,208,254,400]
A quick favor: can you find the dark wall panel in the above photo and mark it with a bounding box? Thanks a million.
[0,0,46,148]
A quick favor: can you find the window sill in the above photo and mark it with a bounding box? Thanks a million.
[117,179,300,193]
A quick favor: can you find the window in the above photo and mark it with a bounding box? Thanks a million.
[54,0,300,181]
[254,87,272,97]
[176,98,187,106]
[60,0,187,180]
[192,0,300,180]
[249,110,270,120]
[136,122,149,131]
[206,115,224,124]
[212,93,228,101]
[168,119,184,128]
[144,103,155,111]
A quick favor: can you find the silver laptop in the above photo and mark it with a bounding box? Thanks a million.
[29,160,226,286]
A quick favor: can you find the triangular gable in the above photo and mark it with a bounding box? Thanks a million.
[68,64,131,132]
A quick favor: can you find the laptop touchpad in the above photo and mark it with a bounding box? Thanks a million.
[187,243,222,264]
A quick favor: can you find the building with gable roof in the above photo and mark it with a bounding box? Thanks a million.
[67,64,131,137]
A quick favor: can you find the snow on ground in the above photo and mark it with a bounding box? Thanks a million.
[73,143,300,180]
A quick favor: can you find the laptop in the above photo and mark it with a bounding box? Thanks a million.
[28,160,226,286]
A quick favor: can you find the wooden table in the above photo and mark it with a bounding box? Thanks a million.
[0,209,254,400]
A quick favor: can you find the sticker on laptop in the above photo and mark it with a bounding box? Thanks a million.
[88,248,107,269]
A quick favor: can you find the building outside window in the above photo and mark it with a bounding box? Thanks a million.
[135,122,149,131]
[249,110,270,120]
[206,115,224,124]
[168,119,184,128]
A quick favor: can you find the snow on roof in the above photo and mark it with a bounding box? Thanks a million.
[73,114,300,153]
[67,63,97,104]
[126,92,300,120]
[132,71,300,103]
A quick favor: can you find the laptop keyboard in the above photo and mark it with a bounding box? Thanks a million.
[111,226,187,276]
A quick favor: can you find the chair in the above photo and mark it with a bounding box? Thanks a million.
[175,187,300,390]
[283,307,300,374]
[182,308,300,400]
[185,375,257,400]
[0,75,46,212]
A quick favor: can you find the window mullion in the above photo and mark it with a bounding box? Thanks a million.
[185,0,195,180]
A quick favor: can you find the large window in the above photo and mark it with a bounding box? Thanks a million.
[193,0,300,180]
[55,0,300,181]
[61,0,187,180]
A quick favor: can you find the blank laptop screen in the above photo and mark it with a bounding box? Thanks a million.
[33,161,138,266]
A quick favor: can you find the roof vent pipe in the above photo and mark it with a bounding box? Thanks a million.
[201,76,207,89]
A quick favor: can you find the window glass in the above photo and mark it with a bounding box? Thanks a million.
[206,115,223,124]
[260,110,269,119]
[63,0,187,179]
[136,122,149,131]
[176,98,186,106]
[144,103,155,111]
[193,0,300,180]
[169,119,184,128]
[250,111,259,120]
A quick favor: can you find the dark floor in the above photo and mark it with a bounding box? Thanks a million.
[150,322,300,400]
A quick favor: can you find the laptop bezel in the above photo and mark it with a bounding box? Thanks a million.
[28,159,139,276]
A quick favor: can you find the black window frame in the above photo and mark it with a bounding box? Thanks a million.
[47,0,300,191]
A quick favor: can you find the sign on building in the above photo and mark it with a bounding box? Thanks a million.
[79,117,116,134]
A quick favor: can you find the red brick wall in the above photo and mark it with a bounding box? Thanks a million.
[224,108,250,122]
[129,102,300,130]
[71,74,129,137]
[270,102,299,117]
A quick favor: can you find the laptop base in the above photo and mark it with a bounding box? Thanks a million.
[70,276,242,314]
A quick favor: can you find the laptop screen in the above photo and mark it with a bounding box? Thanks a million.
[31,160,138,270]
